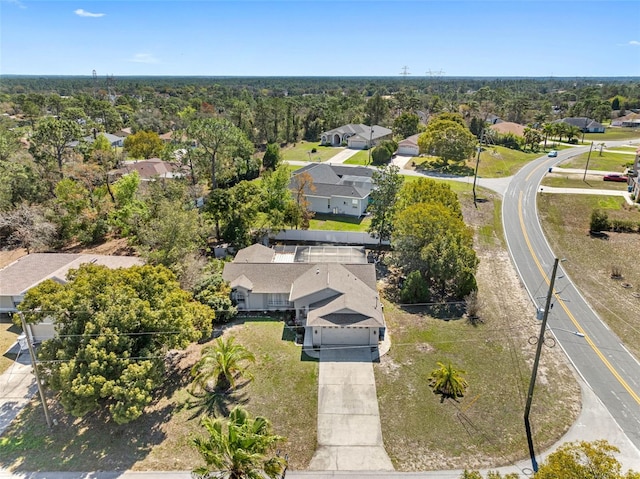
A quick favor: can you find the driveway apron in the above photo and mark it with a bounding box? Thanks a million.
[309,347,394,471]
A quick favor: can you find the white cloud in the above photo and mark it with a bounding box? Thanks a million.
[128,53,159,64]
[2,0,27,9]
[629,40,640,46]
[74,9,105,18]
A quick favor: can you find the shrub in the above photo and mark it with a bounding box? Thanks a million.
[379,139,398,155]
[610,218,635,233]
[400,270,430,304]
[311,147,317,153]
[590,209,610,232]
[372,145,392,164]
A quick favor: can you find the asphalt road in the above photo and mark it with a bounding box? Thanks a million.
[502,142,640,451]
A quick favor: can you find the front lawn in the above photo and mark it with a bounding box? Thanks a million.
[560,151,633,172]
[584,129,640,142]
[0,319,319,472]
[309,213,371,232]
[468,146,543,178]
[281,141,343,163]
[343,150,372,165]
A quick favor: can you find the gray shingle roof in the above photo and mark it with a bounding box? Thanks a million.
[233,244,275,263]
[322,124,392,141]
[0,253,144,296]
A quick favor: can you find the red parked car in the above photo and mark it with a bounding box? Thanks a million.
[603,174,628,182]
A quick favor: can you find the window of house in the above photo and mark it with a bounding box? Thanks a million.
[352,199,358,208]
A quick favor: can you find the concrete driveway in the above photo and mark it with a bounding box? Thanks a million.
[309,347,394,471]
[326,149,361,164]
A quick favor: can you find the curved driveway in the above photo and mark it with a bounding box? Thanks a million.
[503,144,640,452]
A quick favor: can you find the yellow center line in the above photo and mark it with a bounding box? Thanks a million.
[517,192,640,405]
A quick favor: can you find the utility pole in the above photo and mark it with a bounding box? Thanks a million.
[18,312,53,428]
[368,126,374,164]
[524,257,561,473]
[472,129,484,208]
[583,142,594,182]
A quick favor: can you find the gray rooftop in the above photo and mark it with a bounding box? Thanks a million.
[0,253,144,296]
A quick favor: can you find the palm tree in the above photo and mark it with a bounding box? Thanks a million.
[191,336,255,393]
[429,361,469,399]
[192,406,287,479]
[565,125,582,144]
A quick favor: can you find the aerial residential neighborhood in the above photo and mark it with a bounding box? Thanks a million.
[1,1,640,478]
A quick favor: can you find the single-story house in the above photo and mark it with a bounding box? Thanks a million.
[0,253,143,342]
[489,121,526,137]
[222,244,385,350]
[69,132,124,148]
[611,113,640,128]
[109,158,187,181]
[554,117,605,133]
[290,163,373,216]
[320,124,392,149]
[397,134,420,156]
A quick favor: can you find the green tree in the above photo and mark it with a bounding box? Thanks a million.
[30,116,82,174]
[123,130,163,159]
[429,361,469,399]
[137,197,206,272]
[188,117,253,190]
[393,112,420,139]
[535,440,639,479]
[365,92,388,126]
[191,336,255,393]
[192,406,287,479]
[192,261,237,324]
[260,165,294,233]
[262,142,281,171]
[19,264,214,424]
[522,126,542,152]
[0,126,21,162]
[367,164,403,248]
[418,118,476,165]
[371,145,392,164]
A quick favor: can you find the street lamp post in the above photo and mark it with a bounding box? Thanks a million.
[524,257,561,473]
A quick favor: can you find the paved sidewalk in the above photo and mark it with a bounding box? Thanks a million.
[0,344,36,437]
[309,347,394,471]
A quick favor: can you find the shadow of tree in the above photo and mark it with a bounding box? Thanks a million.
[184,382,250,420]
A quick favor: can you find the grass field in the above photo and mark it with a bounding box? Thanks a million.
[538,194,640,360]
[584,129,640,142]
[343,150,371,165]
[560,150,633,172]
[308,213,371,232]
[468,146,542,178]
[540,175,630,191]
[281,141,343,163]
[607,146,638,153]
[0,316,20,375]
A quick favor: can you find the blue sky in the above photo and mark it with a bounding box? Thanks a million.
[1,0,639,76]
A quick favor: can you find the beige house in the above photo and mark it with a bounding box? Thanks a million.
[0,254,143,341]
[222,244,385,350]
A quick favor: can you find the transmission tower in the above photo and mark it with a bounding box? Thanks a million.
[106,74,116,104]
[400,66,410,77]
[426,69,445,78]
[92,69,98,97]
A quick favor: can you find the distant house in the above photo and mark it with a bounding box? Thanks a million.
[611,113,640,128]
[489,121,526,137]
[290,163,373,216]
[69,132,124,148]
[554,117,605,133]
[109,158,187,181]
[484,114,502,125]
[397,134,420,156]
[222,244,385,350]
[114,127,132,138]
[0,254,143,342]
[320,124,392,149]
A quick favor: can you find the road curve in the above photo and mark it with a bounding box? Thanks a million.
[502,144,640,452]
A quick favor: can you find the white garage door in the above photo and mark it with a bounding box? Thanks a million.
[321,327,370,346]
[398,145,419,156]
[348,139,367,150]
